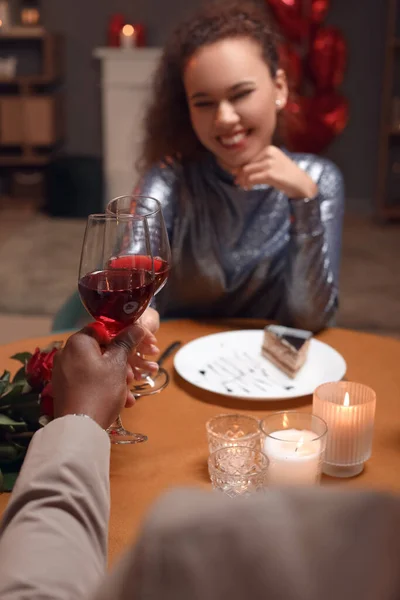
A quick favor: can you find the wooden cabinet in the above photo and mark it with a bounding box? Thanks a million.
[25,95,63,145]
[0,97,23,144]
[0,95,63,146]
[0,30,64,166]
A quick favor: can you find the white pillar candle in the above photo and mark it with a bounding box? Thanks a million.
[263,429,322,485]
[120,24,136,49]
[313,382,376,478]
[261,413,327,486]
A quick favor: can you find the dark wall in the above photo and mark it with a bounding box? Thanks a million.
[42,0,386,210]
[324,0,387,210]
[41,0,201,157]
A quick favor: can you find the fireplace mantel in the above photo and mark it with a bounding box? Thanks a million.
[94,48,162,204]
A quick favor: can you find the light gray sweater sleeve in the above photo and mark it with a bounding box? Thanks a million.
[0,415,110,600]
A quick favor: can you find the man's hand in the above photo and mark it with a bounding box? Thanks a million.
[234,145,318,199]
[52,323,147,429]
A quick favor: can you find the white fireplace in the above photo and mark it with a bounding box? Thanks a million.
[94,48,162,205]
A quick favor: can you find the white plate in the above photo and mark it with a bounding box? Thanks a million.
[174,330,346,400]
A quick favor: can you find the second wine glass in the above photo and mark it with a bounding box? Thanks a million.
[107,195,172,396]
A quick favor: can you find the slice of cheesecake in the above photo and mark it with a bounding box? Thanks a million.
[262,325,312,378]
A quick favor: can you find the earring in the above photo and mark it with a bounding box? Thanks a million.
[275,99,281,108]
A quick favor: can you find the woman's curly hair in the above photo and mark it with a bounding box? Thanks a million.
[140,0,282,171]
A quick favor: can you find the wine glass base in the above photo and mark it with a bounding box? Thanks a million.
[131,367,169,397]
[108,425,148,445]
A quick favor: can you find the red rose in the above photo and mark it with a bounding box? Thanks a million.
[26,347,58,391]
[40,382,54,419]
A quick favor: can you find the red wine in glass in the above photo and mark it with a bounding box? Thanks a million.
[108,255,170,295]
[78,267,154,337]
[106,195,172,297]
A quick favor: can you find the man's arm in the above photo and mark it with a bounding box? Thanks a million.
[0,322,146,600]
[0,416,110,600]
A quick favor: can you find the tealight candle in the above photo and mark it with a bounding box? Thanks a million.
[120,24,137,48]
[313,381,376,478]
[261,412,327,486]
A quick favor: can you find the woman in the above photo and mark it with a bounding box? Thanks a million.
[136,0,344,332]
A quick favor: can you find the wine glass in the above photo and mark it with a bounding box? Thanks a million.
[78,213,155,444]
[107,195,172,396]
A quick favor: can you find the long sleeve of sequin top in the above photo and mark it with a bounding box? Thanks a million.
[284,160,345,331]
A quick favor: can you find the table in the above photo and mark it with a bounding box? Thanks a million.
[0,319,400,564]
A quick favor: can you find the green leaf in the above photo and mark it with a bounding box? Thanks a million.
[0,414,27,428]
[2,472,18,492]
[1,382,28,401]
[10,352,32,365]
[0,383,9,397]
[0,443,24,461]
[0,390,39,408]
[0,372,11,396]
[12,401,41,425]
[0,371,10,383]
[12,366,27,383]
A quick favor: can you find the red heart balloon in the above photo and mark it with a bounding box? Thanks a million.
[267,0,329,40]
[284,93,349,153]
[308,27,347,91]
[278,43,302,90]
[311,0,330,25]
[267,0,309,42]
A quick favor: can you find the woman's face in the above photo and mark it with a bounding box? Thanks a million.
[184,37,287,171]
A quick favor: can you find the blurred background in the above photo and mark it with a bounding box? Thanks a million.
[0,0,398,342]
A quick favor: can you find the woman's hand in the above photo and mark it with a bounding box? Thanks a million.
[133,306,161,380]
[139,306,160,335]
[234,145,318,199]
[52,323,148,429]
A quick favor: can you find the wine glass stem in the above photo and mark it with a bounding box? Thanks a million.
[109,414,124,431]
[107,414,148,444]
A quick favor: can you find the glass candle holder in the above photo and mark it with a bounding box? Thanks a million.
[206,413,261,454]
[313,381,376,478]
[260,412,327,486]
[208,446,269,497]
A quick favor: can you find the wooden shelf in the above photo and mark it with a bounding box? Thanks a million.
[0,27,45,39]
[0,30,64,202]
[0,154,53,166]
[0,75,61,86]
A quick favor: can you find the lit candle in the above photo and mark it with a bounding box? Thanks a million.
[261,412,327,486]
[120,24,136,49]
[313,382,376,478]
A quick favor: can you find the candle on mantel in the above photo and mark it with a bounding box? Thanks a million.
[120,24,137,49]
[261,412,327,486]
[313,381,376,478]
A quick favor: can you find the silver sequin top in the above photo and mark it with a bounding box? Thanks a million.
[136,151,344,332]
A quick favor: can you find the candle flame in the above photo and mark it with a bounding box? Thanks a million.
[343,392,350,407]
[122,24,135,36]
[295,436,304,453]
[282,414,289,428]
